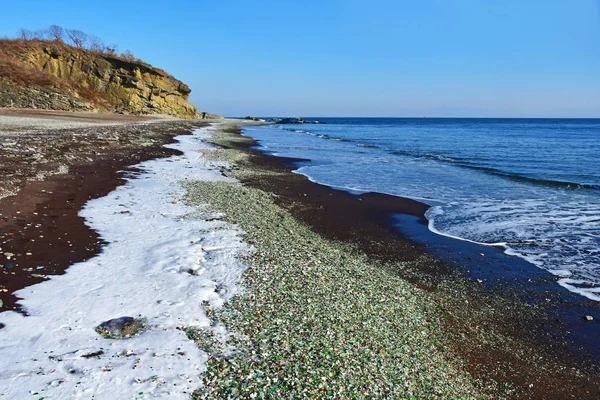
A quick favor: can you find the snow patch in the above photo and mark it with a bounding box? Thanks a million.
[0,126,250,399]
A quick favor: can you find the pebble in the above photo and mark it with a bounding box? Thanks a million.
[585,315,594,321]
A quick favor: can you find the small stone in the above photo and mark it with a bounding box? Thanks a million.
[0,299,3,308]
[81,350,104,359]
[585,315,594,322]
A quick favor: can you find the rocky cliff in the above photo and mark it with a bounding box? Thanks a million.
[0,39,203,118]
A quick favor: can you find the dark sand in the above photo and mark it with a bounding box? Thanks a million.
[218,125,600,400]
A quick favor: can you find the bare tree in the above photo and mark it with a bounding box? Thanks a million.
[66,29,88,48]
[121,50,135,61]
[18,28,33,41]
[48,25,65,42]
[88,35,105,52]
[33,29,47,40]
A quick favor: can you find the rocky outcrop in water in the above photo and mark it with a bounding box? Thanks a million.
[245,116,325,124]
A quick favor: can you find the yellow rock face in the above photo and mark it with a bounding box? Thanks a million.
[1,40,201,118]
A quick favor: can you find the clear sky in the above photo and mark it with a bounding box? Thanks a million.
[2,0,599,117]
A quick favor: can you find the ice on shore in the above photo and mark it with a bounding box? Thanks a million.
[0,126,250,398]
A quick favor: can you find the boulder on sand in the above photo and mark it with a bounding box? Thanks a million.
[95,316,146,339]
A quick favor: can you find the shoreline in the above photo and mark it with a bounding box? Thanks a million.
[276,155,600,360]
[202,123,600,398]
[0,116,598,398]
[243,125,600,349]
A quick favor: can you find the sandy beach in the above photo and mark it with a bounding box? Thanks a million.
[0,112,599,399]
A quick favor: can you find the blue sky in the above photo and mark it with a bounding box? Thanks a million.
[2,0,599,117]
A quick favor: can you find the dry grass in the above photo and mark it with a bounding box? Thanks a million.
[0,57,58,88]
[0,38,154,69]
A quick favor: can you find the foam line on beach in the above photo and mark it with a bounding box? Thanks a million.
[426,206,508,247]
[0,126,250,398]
[557,278,600,302]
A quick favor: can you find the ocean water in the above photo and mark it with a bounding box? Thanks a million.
[242,118,600,301]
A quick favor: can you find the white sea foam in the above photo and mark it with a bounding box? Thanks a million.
[0,126,250,399]
[426,206,507,247]
[548,269,573,278]
[558,278,600,302]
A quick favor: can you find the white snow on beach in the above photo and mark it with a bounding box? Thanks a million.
[0,125,250,399]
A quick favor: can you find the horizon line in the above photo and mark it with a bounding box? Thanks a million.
[229,115,600,120]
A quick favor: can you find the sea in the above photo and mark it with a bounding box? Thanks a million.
[241,118,600,301]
